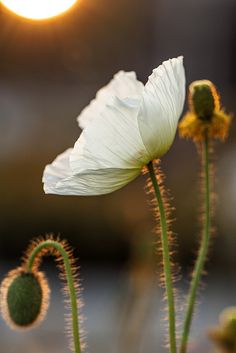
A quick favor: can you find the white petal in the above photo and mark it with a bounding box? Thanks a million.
[44,166,140,196]
[43,148,73,189]
[71,96,150,174]
[137,56,185,159]
[78,71,144,129]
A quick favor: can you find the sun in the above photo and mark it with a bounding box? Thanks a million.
[0,0,78,20]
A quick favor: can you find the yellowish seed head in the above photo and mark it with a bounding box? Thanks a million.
[179,80,232,142]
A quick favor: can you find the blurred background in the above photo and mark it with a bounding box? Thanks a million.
[0,0,236,352]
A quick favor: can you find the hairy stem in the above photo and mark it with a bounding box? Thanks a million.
[26,239,82,353]
[147,161,176,353]
[179,134,211,353]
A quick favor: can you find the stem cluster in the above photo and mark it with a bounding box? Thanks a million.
[147,131,211,353]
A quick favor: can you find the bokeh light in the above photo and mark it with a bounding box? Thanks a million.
[0,0,78,20]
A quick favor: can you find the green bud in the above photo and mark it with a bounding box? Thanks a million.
[220,307,236,336]
[0,268,50,330]
[209,307,236,353]
[7,272,42,326]
[189,80,218,121]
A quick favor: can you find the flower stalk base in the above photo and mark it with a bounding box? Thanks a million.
[147,161,177,353]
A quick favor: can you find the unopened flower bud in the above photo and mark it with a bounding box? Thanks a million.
[0,267,50,330]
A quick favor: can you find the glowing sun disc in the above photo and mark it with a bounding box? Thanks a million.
[1,0,78,20]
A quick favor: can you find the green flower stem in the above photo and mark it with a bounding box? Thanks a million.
[26,240,82,353]
[147,161,177,353]
[179,134,211,353]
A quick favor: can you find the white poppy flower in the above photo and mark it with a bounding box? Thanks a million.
[43,56,185,196]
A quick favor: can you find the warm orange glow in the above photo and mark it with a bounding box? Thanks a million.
[0,0,78,20]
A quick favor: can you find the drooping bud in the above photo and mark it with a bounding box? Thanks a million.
[189,80,219,121]
[0,267,50,330]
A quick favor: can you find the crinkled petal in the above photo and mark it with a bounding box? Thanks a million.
[71,96,149,174]
[43,148,73,189]
[44,165,141,196]
[137,56,185,159]
[78,71,144,129]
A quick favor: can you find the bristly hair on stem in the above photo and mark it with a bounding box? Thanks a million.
[179,134,215,353]
[144,160,180,353]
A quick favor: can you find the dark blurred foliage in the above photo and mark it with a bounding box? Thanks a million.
[0,0,236,274]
